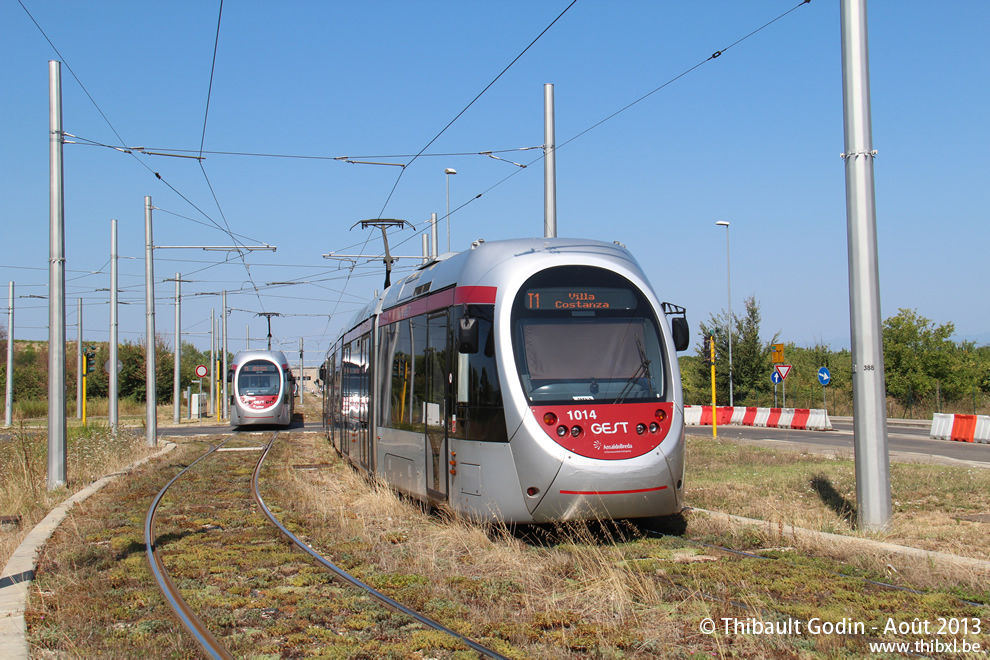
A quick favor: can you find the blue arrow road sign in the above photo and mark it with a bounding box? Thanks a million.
[771,370,783,385]
[818,367,831,386]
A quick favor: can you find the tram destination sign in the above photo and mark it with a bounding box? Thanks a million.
[525,287,636,311]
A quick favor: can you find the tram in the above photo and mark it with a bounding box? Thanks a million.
[229,349,296,427]
[320,237,689,523]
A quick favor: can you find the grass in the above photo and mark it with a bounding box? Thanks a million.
[7,407,990,657]
[0,422,159,571]
[683,434,990,592]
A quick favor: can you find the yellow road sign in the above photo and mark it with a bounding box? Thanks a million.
[771,343,785,364]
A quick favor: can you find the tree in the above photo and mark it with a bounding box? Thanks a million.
[694,296,778,406]
[882,309,963,404]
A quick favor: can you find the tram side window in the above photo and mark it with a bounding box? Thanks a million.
[331,348,343,441]
[378,322,400,426]
[452,307,507,443]
[381,316,426,431]
[342,338,370,429]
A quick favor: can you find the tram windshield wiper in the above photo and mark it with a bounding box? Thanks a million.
[613,338,651,404]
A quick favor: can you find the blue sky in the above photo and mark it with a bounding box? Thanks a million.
[2,1,988,369]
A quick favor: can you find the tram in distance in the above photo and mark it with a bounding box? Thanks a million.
[229,349,296,427]
[320,237,690,523]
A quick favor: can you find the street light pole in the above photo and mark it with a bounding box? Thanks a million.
[715,221,733,407]
[445,168,456,253]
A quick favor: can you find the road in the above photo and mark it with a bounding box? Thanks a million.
[149,416,989,469]
[698,417,990,468]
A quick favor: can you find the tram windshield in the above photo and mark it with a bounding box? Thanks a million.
[511,266,667,404]
[238,360,281,397]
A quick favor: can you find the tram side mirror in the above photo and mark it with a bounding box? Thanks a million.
[671,317,689,352]
[318,364,327,382]
[457,317,480,354]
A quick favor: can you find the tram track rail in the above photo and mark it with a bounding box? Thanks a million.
[144,436,235,660]
[144,431,507,660]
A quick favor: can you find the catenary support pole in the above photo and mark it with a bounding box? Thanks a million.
[222,290,228,419]
[209,308,215,417]
[543,83,557,238]
[840,0,891,531]
[173,273,181,425]
[144,196,157,447]
[109,219,119,430]
[76,298,82,419]
[5,282,13,428]
[48,60,67,489]
[299,337,304,404]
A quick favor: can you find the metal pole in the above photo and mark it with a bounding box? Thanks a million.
[173,273,181,425]
[109,219,119,430]
[246,323,250,351]
[217,315,222,421]
[725,228,733,407]
[544,83,557,238]
[841,0,891,532]
[76,298,83,419]
[299,337,304,404]
[422,234,429,265]
[222,290,228,419]
[5,282,13,427]
[445,168,456,252]
[48,60,67,489]
[144,196,157,447]
[209,308,215,417]
[430,213,438,259]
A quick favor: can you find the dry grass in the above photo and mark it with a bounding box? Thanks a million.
[683,434,990,594]
[10,411,990,657]
[262,433,990,657]
[0,423,157,570]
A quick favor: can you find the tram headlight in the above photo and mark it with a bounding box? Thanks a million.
[570,425,583,438]
[649,422,660,433]
[655,408,667,423]
[543,412,558,425]
[556,425,568,437]
[636,423,647,435]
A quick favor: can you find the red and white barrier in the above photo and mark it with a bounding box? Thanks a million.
[684,405,832,431]
[930,413,990,443]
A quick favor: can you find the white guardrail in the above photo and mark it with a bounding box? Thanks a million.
[684,405,833,431]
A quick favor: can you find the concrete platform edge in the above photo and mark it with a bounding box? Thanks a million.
[0,442,177,659]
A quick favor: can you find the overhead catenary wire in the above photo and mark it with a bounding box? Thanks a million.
[374,0,579,219]
[9,1,813,356]
[396,0,818,228]
[19,0,275,316]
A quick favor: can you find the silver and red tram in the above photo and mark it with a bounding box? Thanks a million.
[320,237,689,523]
[229,349,296,427]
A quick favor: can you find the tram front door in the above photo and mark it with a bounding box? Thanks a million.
[424,312,449,500]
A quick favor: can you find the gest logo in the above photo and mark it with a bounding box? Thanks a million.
[591,422,629,435]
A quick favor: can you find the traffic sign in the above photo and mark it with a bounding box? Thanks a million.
[818,367,831,386]
[775,364,792,381]
[771,370,783,385]
[771,343,785,364]
[103,359,123,375]
[195,364,209,378]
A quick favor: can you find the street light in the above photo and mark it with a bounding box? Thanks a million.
[715,220,734,407]
[445,168,457,252]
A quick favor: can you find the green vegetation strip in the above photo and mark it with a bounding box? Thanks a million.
[21,431,990,659]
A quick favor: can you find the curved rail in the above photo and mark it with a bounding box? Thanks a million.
[251,435,508,660]
[144,438,234,660]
